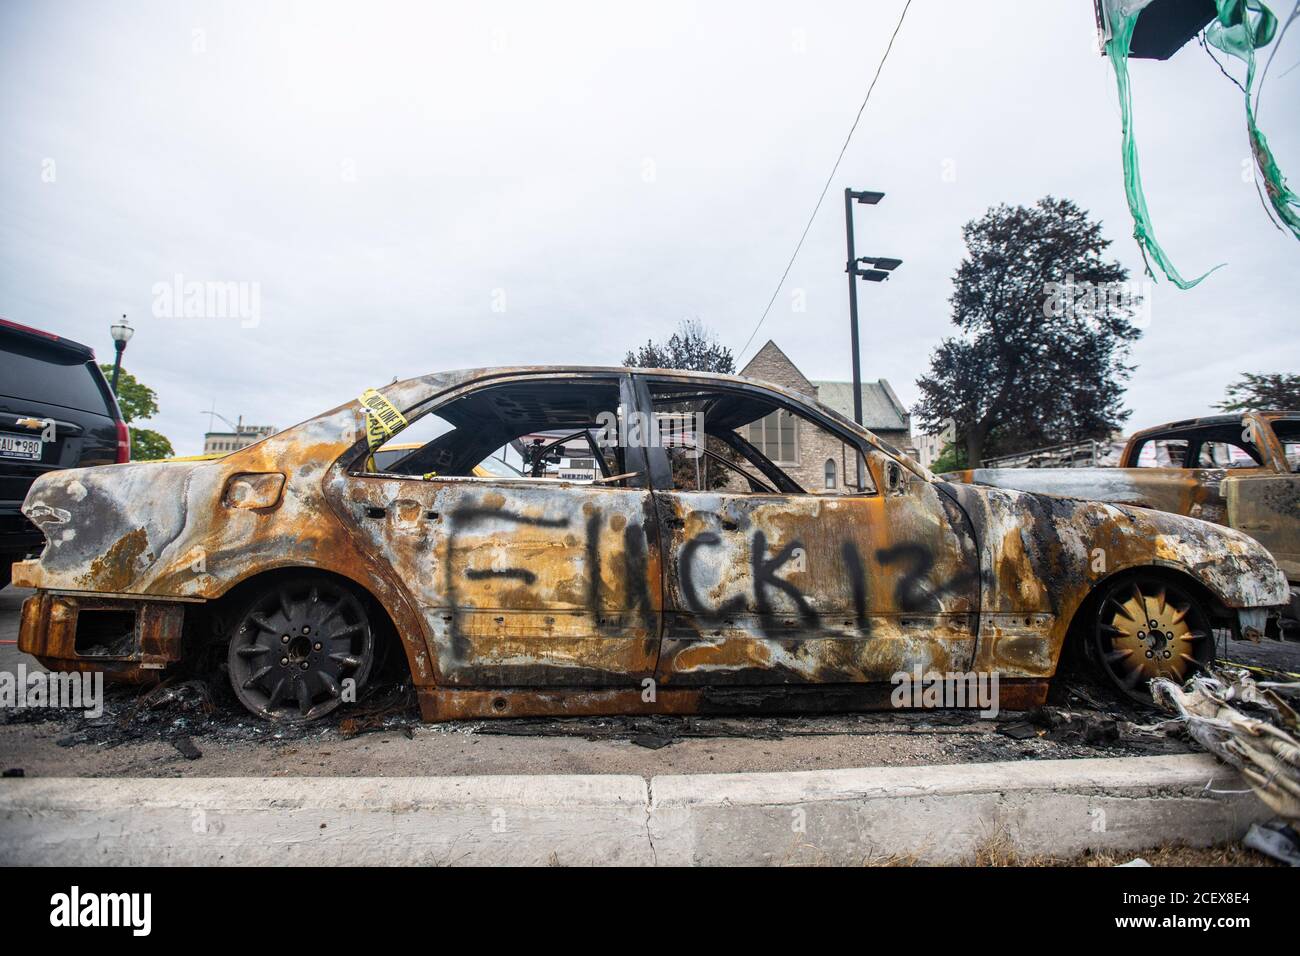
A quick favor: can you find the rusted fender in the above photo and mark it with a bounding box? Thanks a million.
[942,481,1290,618]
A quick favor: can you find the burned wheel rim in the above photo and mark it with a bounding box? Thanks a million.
[1092,577,1211,700]
[227,579,374,722]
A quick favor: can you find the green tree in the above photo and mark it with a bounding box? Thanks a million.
[914,197,1142,466]
[928,442,967,475]
[128,427,174,461]
[623,319,734,489]
[624,318,735,374]
[1216,373,1300,412]
[98,365,175,460]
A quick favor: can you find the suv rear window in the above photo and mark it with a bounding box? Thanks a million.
[0,336,114,416]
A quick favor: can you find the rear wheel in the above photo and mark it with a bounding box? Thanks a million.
[226,576,375,722]
[1090,575,1213,701]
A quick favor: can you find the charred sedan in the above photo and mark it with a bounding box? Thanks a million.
[12,367,1290,720]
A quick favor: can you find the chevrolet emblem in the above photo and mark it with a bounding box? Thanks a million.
[14,417,46,430]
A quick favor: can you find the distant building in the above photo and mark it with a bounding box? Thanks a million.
[203,424,276,455]
[914,419,955,470]
[736,340,913,492]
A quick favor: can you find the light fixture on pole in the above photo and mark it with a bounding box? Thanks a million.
[109,314,133,396]
[844,189,902,490]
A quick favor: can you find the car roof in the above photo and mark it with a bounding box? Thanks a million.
[381,364,928,479]
[1128,410,1299,442]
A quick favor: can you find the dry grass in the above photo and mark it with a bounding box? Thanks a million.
[965,833,1281,867]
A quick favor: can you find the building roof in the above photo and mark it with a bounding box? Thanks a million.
[810,380,909,432]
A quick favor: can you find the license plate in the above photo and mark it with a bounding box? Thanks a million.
[0,433,43,461]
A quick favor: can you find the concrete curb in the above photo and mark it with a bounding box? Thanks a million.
[0,754,1268,865]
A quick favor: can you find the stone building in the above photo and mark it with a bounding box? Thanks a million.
[734,340,913,492]
[203,424,276,455]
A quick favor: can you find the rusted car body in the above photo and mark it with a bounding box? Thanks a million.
[947,411,1300,622]
[12,369,1290,721]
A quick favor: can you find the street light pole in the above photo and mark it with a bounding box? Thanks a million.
[843,188,900,490]
[109,314,134,395]
[844,190,866,433]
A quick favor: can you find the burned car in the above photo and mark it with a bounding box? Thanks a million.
[12,368,1290,721]
[947,411,1300,631]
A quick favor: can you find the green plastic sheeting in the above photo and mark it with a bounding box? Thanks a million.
[1101,0,1297,290]
[1206,0,1300,238]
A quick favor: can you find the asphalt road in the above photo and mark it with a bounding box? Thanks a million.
[2,584,1297,779]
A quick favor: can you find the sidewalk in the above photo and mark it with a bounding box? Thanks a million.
[0,754,1267,865]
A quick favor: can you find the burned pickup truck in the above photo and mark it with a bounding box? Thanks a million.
[12,368,1290,721]
[948,411,1300,632]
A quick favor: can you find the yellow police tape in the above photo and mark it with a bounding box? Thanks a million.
[1216,659,1300,682]
[359,387,408,471]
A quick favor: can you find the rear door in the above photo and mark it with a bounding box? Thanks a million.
[341,372,664,688]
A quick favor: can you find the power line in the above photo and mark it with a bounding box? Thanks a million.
[737,0,913,362]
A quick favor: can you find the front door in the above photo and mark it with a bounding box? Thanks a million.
[636,376,980,686]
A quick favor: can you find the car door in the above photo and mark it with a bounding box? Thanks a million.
[636,375,980,687]
[341,372,663,688]
[1225,416,1300,581]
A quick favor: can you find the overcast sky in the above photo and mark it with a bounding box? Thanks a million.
[2,0,1297,455]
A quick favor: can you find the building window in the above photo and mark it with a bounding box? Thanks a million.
[746,409,798,464]
[824,458,836,489]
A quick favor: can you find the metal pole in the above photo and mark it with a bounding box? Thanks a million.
[111,340,125,396]
[844,189,864,491]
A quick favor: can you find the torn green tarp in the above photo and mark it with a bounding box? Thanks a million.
[1206,0,1300,238]
[1100,0,1297,289]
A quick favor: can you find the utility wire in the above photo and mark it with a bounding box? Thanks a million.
[737,0,913,362]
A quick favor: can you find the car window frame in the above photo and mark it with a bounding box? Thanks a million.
[631,372,887,498]
[344,370,651,490]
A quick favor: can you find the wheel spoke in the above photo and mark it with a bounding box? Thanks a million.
[318,672,342,699]
[248,613,278,634]
[329,622,364,641]
[242,664,274,689]
[319,599,344,626]
[295,677,313,716]
[330,652,362,668]
[278,588,296,622]
[1108,597,1137,622]
[267,677,288,708]
[1104,649,1134,664]
[236,643,270,658]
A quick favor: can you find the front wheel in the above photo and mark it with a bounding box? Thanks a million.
[227,576,375,722]
[1089,575,1213,702]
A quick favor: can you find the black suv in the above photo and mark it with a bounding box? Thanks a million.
[0,319,128,589]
